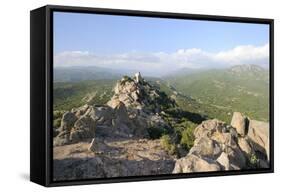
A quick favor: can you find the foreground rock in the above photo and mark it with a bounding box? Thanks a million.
[53,139,175,180]
[248,120,270,161]
[231,112,247,136]
[173,115,270,173]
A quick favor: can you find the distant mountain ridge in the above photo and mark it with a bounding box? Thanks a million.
[54,66,123,82]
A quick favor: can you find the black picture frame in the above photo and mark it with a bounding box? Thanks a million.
[30,4,274,187]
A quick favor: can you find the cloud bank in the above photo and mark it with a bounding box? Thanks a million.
[54,43,269,76]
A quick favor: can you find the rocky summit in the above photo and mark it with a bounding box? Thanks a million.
[53,73,270,181]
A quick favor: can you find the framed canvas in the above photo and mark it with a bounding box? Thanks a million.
[30,5,274,187]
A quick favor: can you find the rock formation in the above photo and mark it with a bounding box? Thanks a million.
[54,73,175,146]
[53,73,270,180]
[173,113,270,174]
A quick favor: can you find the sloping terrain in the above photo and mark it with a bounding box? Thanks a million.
[165,65,269,122]
[52,71,270,181]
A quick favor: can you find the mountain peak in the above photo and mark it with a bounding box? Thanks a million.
[134,72,143,83]
[107,73,175,113]
[229,64,264,73]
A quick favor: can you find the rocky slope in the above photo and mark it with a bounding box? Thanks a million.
[173,112,269,173]
[54,72,175,146]
[53,73,270,180]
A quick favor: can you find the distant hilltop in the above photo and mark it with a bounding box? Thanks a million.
[228,64,266,73]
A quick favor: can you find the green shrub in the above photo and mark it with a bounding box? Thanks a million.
[147,126,169,139]
[160,135,176,155]
[250,153,259,166]
[53,110,64,119]
[53,118,61,128]
[180,127,195,151]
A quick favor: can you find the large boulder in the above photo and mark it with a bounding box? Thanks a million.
[53,131,71,146]
[174,119,248,173]
[216,152,231,170]
[173,154,221,173]
[248,120,270,160]
[69,115,96,142]
[189,137,221,159]
[231,112,247,136]
[71,104,90,117]
[114,101,130,123]
[238,137,253,156]
[88,138,108,154]
[60,112,77,132]
[89,105,113,125]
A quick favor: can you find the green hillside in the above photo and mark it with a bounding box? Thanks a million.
[53,64,269,125]
[53,79,116,111]
[165,65,269,122]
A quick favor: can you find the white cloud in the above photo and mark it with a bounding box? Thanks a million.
[54,43,269,76]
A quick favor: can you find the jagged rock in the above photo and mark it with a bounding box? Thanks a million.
[70,115,96,142]
[89,105,113,125]
[134,72,143,83]
[53,127,60,137]
[216,152,231,170]
[60,112,77,132]
[54,131,71,146]
[231,112,247,136]
[189,137,221,159]
[54,115,96,146]
[173,154,221,173]
[88,138,107,154]
[71,104,90,117]
[114,101,130,123]
[224,144,246,169]
[248,120,270,160]
[107,73,175,113]
[174,119,248,173]
[238,137,253,156]
[194,119,226,138]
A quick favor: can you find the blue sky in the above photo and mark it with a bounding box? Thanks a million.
[54,12,269,54]
[53,11,269,75]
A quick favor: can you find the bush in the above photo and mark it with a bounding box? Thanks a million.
[180,127,195,151]
[147,126,168,139]
[250,153,259,166]
[53,118,61,128]
[53,110,64,119]
[160,135,176,155]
